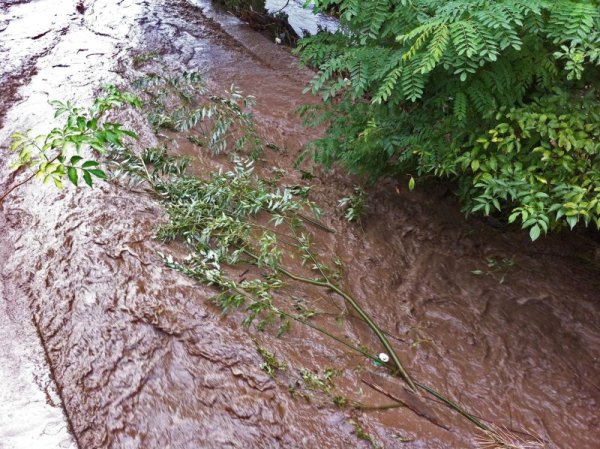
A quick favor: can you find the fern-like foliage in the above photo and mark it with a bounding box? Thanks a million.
[298,0,600,238]
[133,72,262,157]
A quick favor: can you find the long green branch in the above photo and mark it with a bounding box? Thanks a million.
[129,154,493,434]
[278,310,490,432]
[242,248,417,392]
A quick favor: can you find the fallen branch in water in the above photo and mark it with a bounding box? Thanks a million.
[0,166,38,204]
[108,71,546,448]
[361,377,449,431]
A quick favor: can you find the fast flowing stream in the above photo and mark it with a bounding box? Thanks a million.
[1,1,599,448]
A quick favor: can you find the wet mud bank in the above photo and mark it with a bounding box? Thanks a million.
[0,214,76,449]
[1,1,599,448]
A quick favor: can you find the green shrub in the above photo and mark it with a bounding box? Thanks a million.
[298,0,600,239]
[6,86,140,196]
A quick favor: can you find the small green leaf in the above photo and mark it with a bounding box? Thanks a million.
[81,160,100,168]
[90,142,106,152]
[76,116,86,131]
[67,167,78,186]
[122,130,139,139]
[82,170,93,187]
[88,169,106,179]
[408,176,415,191]
[529,225,541,241]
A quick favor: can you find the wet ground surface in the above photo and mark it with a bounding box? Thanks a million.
[1,1,599,449]
[0,247,75,449]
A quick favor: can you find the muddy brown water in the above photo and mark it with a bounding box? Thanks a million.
[1,1,599,448]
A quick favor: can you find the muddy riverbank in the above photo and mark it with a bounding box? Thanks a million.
[1,1,599,448]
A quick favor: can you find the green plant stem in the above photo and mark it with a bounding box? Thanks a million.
[0,154,60,204]
[280,309,489,432]
[296,211,335,233]
[284,268,417,392]
[242,248,417,393]
[0,170,36,203]
[281,310,372,357]
[414,381,489,431]
[320,306,408,346]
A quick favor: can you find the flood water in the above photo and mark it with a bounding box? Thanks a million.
[1,1,599,449]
